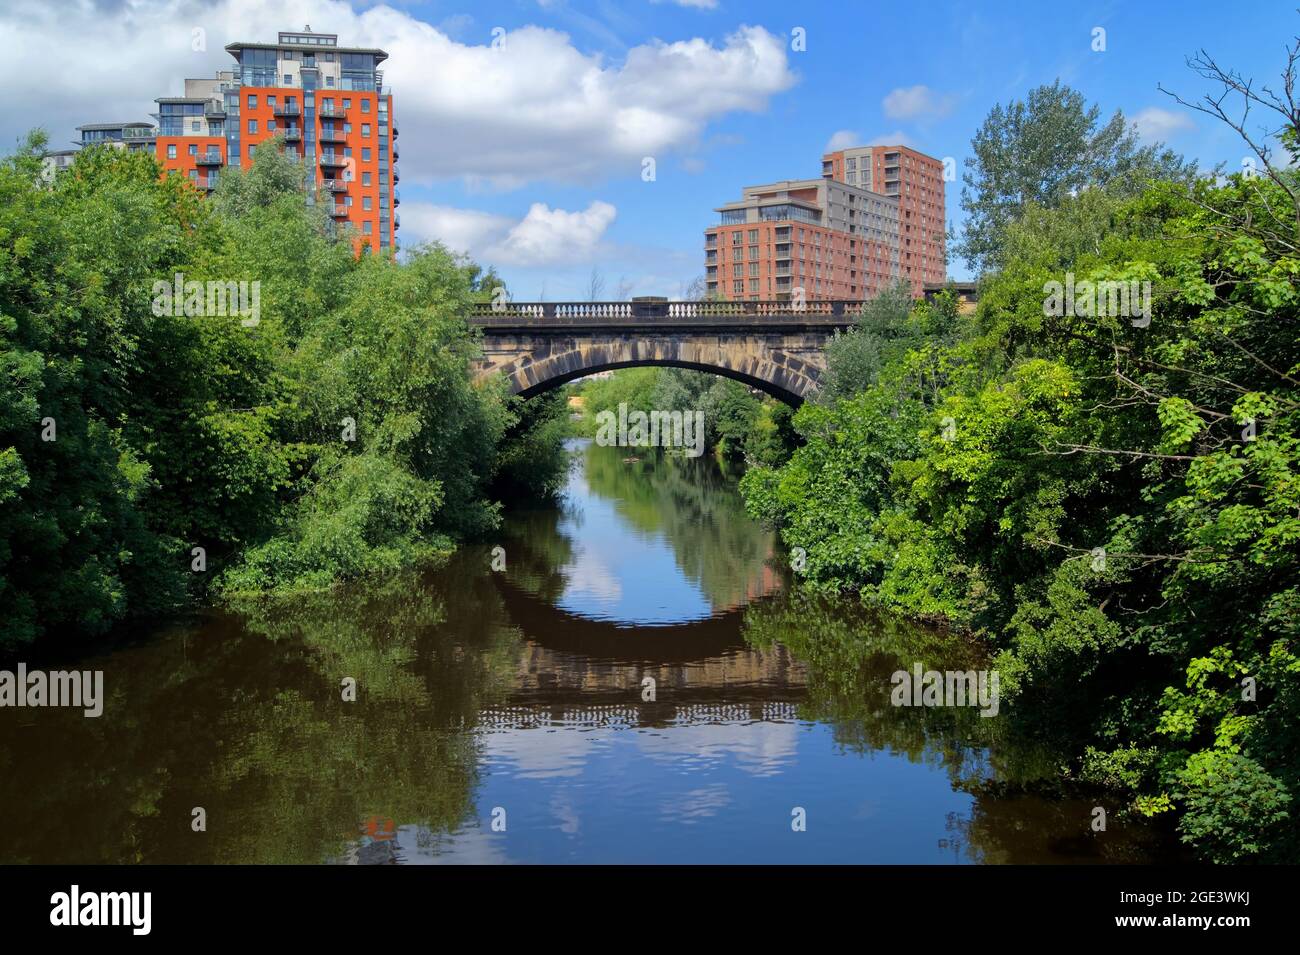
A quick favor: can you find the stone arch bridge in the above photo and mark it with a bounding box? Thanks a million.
[468,298,861,405]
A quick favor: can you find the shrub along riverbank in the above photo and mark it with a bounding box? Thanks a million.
[0,132,569,646]
[739,77,1299,861]
[569,366,798,467]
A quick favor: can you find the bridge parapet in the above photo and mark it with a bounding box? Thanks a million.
[470,299,856,402]
[468,299,864,325]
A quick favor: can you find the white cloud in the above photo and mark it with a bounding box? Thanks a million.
[399,204,513,256]
[882,85,956,120]
[0,1,795,188]
[1130,106,1195,142]
[825,129,860,152]
[496,201,616,266]
[403,200,617,267]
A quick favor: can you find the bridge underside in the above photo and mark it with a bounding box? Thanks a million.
[476,334,829,405]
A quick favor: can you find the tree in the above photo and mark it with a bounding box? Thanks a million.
[585,266,606,302]
[957,80,1194,274]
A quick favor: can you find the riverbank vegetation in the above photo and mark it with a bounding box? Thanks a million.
[569,366,797,467]
[0,133,568,646]
[742,60,1299,861]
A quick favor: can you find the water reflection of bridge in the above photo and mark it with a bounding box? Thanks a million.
[478,700,803,730]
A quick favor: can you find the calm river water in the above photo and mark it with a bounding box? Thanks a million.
[0,439,1178,864]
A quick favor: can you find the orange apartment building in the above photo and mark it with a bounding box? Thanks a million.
[705,144,944,301]
[76,27,398,254]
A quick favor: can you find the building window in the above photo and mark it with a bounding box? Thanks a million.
[363,221,373,234]
[361,100,371,113]
[363,197,372,210]
[747,229,758,242]
[248,119,258,134]
[191,120,201,132]
[361,124,370,138]
[284,74,293,85]
[362,171,371,186]
[247,95,257,109]
[188,143,197,155]
[343,98,351,109]
[362,148,371,161]
[167,144,177,159]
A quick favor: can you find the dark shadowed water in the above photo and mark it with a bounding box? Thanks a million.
[0,439,1179,864]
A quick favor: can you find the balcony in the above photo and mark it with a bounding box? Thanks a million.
[393,167,400,183]
[331,205,349,218]
[196,152,223,166]
[273,103,301,117]
[318,129,346,144]
[198,177,218,191]
[318,106,345,120]
[284,128,302,142]
[394,189,400,206]
[319,152,347,168]
[321,178,348,193]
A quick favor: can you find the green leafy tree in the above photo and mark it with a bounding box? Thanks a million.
[957,80,1195,274]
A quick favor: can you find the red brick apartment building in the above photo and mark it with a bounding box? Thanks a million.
[705,144,945,301]
[73,26,398,254]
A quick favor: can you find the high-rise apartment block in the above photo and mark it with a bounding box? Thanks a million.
[705,144,945,301]
[68,27,399,253]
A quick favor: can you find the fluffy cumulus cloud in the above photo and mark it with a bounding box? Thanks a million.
[0,0,795,188]
[882,84,956,121]
[403,200,617,267]
[1130,106,1195,142]
[824,129,860,152]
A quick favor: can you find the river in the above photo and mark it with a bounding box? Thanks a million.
[0,438,1180,864]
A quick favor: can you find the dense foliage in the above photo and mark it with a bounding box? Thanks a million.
[0,132,566,644]
[571,365,796,467]
[743,84,1299,860]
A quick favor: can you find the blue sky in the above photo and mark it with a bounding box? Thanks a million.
[2,1,1294,297]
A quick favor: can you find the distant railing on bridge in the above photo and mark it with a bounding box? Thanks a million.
[467,299,865,323]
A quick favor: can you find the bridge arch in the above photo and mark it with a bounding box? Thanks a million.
[507,343,821,405]
[469,299,856,407]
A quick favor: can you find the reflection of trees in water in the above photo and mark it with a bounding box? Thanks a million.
[742,589,1175,863]
[579,442,780,611]
[0,569,524,864]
